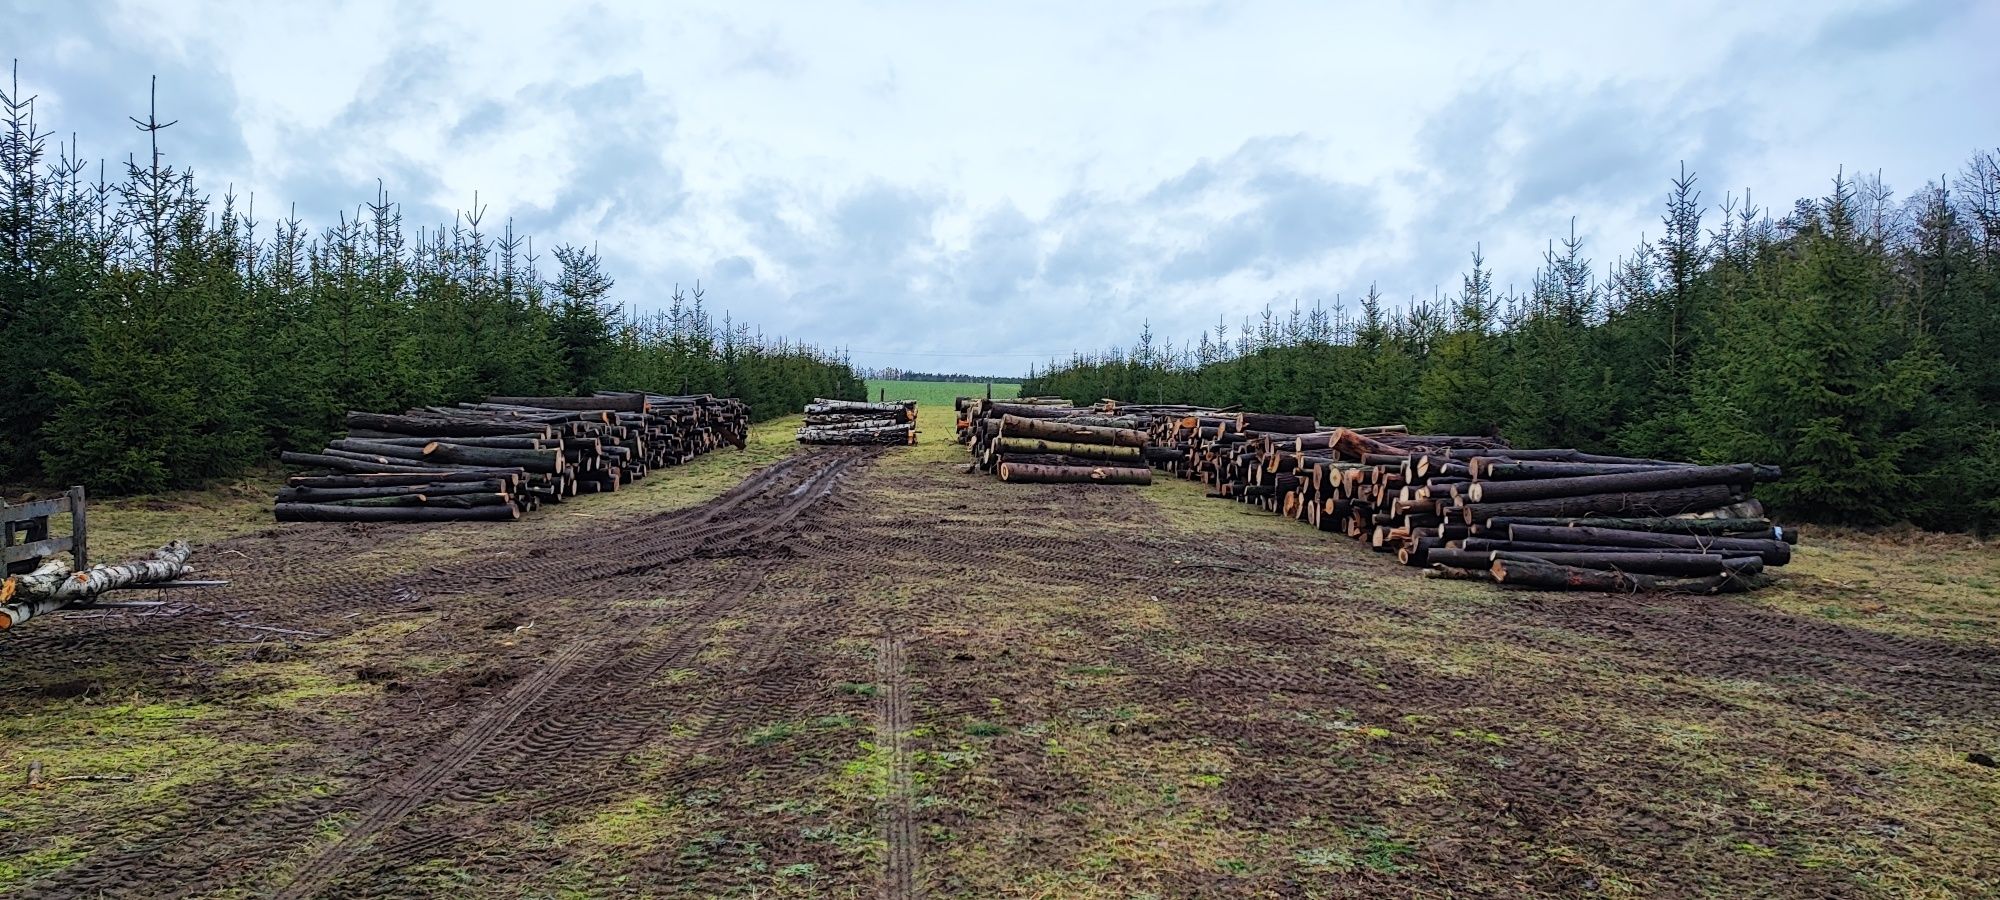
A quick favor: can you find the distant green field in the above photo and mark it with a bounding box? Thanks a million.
[864,379,1022,408]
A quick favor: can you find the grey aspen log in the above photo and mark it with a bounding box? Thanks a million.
[1467,463,1782,503]
[423,442,565,473]
[1490,551,1763,577]
[1474,461,1689,480]
[997,463,1152,485]
[1481,515,1788,542]
[1490,556,1755,594]
[1238,412,1317,434]
[797,425,913,445]
[285,471,522,488]
[487,394,649,412]
[274,503,520,523]
[802,416,905,429]
[995,437,1142,463]
[998,414,1145,447]
[1505,524,1792,564]
[1455,484,1743,521]
[344,412,551,438]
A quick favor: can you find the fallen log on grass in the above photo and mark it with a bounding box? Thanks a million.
[1490,550,1764,577]
[996,463,1152,485]
[274,502,521,523]
[1490,555,1758,594]
[0,541,195,629]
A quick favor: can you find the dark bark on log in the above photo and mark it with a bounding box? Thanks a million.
[344,412,551,438]
[1490,556,1756,594]
[1455,484,1743,521]
[280,451,446,475]
[1460,538,1723,555]
[285,470,522,488]
[1426,549,1495,569]
[424,442,566,473]
[277,481,506,503]
[1482,515,1787,541]
[274,503,520,523]
[1475,461,1689,480]
[1505,524,1792,564]
[1467,463,1782,503]
[1491,551,1763,577]
[1239,412,1317,434]
[995,437,1142,462]
[487,394,649,412]
[997,463,1152,485]
[999,415,1146,447]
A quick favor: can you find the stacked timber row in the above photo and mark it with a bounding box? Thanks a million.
[967,412,1155,485]
[1143,412,1796,593]
[954,396,1072,443]
[276,392,750,523]
[797,398,918,445]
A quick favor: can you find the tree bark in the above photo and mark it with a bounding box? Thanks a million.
[1,541,195,628]
[1490,556,1756,594]
[1467,463,1782,503]
[345,412,552,438]
[487,394,649,412]
[996,463,1152,485]
[274,503,520,523]
[995,437,1142,462]
[1491,551,1763,577]
[1454,484,1743,521]
[999,414,1145,447]
[1505,524,1792,564]
[1239,412,1317,434]
[1481,515,1787,541]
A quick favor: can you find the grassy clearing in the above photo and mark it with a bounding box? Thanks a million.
[863,379,1020,410]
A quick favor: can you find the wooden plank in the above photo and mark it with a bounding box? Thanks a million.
[68,486,87,570]
[3,536,74,566]
[0,497,71,523]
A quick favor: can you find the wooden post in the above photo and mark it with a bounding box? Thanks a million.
[68,486,87,571]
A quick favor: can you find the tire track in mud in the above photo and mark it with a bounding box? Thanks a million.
[268,449,871,899]
[876,631,920,900]
[17,447,872,900]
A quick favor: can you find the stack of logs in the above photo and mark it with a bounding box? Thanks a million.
[964,400,1161,485]
[276,392,750,523]
[796,399,918,445]
[954,396,1072,443]
[1147,411,1795,593]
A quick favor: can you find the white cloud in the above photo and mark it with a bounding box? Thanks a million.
[11,0,1995,374]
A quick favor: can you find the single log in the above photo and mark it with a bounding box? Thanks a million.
[1,541,195,628]
[280,451,445,475]
[277,481,506,503]
[1490,555,1755,594]
[798,425,913,445]
[996,463,1152,485]
[802,415,905,429]
[1460,538,1721,555]
[806,399,916,420]
[424,442,566,473]
[328,439,436,461]
[345,412,550,438]
[995,437,1142,463]
[1455,484,1743,521]
[361,436,549,450]
[1491,551,1763,577]
[1425,548,1494,570]
[285,470,523,488]
[274,503,520,523]
[1467,463,1782,503]
[1482,515,1787,542]
[1474,461,1689,480]
[1506,524,1792,564]
[999,414,1145,447]
[487,394,649,412]
[1239,412,1317,434]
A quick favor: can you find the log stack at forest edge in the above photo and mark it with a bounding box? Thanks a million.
[964,400,1177,486]
[955,395,1072,443]
[797,398,918,445]
[275,392,750,523]
[1138,406,1796,593]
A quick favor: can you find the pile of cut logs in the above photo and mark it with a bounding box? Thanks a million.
[963,401,1164,485]
[276,392,749,523]
[1146,410,1795,593]
[954,396,1072,443]
[797,399,918,445]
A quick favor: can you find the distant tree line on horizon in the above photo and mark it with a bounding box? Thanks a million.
[1023,156,2000,532]
[864,368,1026,385]
[0,69,863,493]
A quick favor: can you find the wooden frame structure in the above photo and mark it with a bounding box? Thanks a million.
[3,486,86,576]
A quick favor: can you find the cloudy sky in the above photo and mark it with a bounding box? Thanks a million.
[12,0,1995,374]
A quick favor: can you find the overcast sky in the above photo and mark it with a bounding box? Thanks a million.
[11,0,1996,375]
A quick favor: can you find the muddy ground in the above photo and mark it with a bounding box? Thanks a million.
[3,422,1999,898]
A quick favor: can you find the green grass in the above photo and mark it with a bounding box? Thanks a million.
[863,379,1022,409]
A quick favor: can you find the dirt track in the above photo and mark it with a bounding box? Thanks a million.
[4,442,2000,897]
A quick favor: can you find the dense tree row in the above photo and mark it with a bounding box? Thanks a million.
[0,71,861,493]
[864,369,1026,385]
[1024,157,2000,531]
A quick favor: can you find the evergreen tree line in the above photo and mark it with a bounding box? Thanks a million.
[1022,157,2000,531]
[0,71,862,494]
